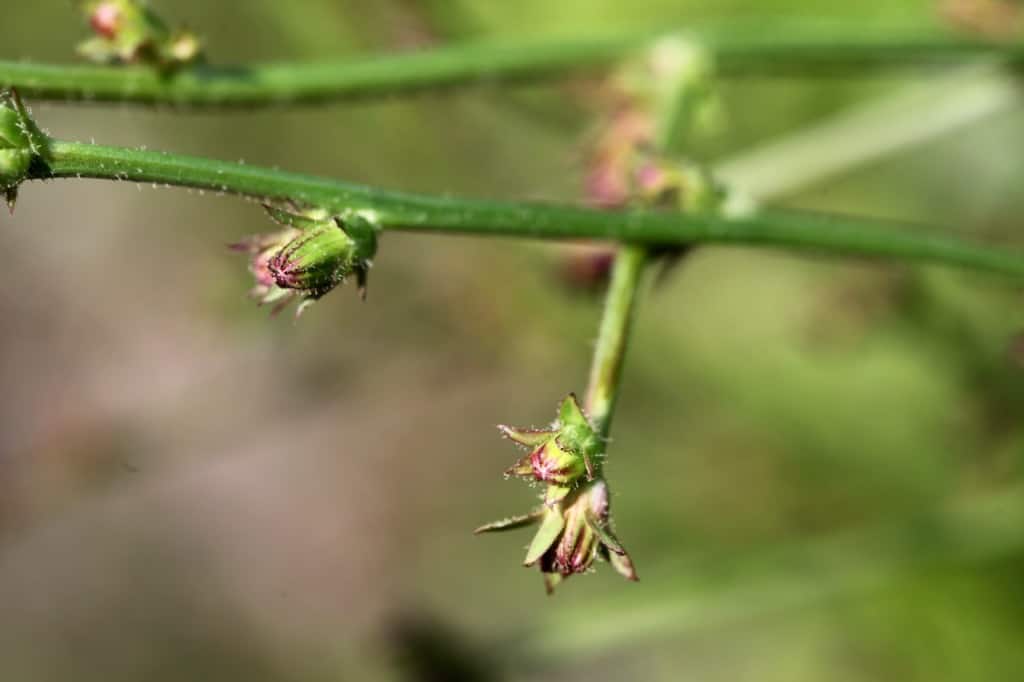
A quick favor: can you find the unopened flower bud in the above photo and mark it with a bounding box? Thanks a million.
[557,244,616,293]
[506,439,586,487]
[476,478,637,594]
[229,227,302,311]
[89,1,122,39]
[164,31,202,64]
[78,0,203,68]
[232,205,378,317]
[500,394,601,489]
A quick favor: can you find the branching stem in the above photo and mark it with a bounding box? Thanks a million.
[27,140,1024,278]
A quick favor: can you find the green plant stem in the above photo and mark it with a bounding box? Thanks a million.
[3,27,1024,106]
[584,245,648,436]
[582,42,713,436]
[29,140,1024,278]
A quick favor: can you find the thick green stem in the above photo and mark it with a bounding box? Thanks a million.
[26,140,1024,278]
[3,27,1024,106]
[584,245,648,436]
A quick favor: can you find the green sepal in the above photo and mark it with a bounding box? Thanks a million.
[473,511,542,535]
[543,571,563,595]
[558,393,589,430]
[524,510,565,566]
[0,94,36,201]
[504,453,534,478]
[585,510,625,555]
[0,106,27,149]
[263,204,325,231]
[269,222,356,296]
[544,485,572,505]
[337,214,379,263]
[598,542,638,581]
[0,149,31,187]
[77,36,127,64]
[0,90,48,158]
[497,424,555,448]
[606,545,638,581]
[556,393,602,476]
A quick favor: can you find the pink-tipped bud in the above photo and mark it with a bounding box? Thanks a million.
[558,245,616,292]
[507,440,587,487]
[90,2,121,39]
[533,479,637,586]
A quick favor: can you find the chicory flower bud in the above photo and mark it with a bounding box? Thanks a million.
[78,0,203,68]
[479,394,637,593]
[231,204,378,317]
[476,478,637,594]
[499,394,602,491]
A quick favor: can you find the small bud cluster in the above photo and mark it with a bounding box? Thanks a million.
[0,90,48,213]
[231,204,378,317]
[585,36,722,210]
[563,38,726,293]
[78,0,203,68]
[476,395,637,593]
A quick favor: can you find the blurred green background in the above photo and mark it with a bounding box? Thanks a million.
[2,1,1024,680]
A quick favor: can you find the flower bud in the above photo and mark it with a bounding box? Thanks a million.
[546,480,605,574]
[89,1,122,39]
[500,394,601,488]
[232,205,378,317]
[538,480,637,588]
[476,478,637,594]
[78,0,203,68]
[557,244,616,293]
[229,227,302,311]
[632,156,725,213]
[163,31,202,64]
[505,439,586,487]
[269,223,354,295]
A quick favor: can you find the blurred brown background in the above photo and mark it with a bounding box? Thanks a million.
[2,1,1024,680]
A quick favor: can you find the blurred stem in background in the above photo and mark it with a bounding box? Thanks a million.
[718,60,1023,210]
[22,137,1024,277]
[4,23,1024,106]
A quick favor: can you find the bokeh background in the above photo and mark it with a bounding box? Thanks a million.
[3,1,1024,680]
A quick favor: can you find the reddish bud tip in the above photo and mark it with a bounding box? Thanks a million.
[90,2,122,39]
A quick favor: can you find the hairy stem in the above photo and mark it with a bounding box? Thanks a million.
[585,245,648,436]
[26,140,1024,278]
[4,27,1024,106]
